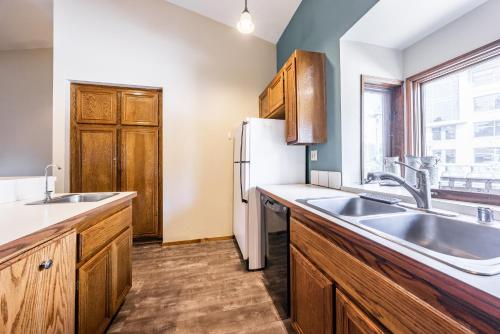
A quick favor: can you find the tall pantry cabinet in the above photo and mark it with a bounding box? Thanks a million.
[70,83,162,239]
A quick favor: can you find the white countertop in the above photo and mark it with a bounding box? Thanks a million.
[258,184,500,299]
[0,192,135,246]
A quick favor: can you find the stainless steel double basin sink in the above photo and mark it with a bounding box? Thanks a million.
[298,197,500,276]
[26,192,119,205]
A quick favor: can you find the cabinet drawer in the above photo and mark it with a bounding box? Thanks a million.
[78,206,132,262]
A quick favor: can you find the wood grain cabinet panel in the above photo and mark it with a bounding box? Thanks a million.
[0,233,76,334]
[120,127,159,237]
[78,246,113,334]
[284,57,298,142]
[76,85,118,124]
[111,228,132,313]
[259,88,270,119]
[74,126,117,193]
[269,71,285,116]
[290,245,333,334]
[336,290,387,334]
[121,90,159,126]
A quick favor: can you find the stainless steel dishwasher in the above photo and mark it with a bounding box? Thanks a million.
[260,194,290,319]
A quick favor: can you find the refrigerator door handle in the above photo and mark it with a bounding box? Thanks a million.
[240,121,248,203]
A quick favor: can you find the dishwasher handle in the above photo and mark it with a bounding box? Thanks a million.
[263,198,288,214]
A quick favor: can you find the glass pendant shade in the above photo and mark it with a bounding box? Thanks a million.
[237,5,254,34]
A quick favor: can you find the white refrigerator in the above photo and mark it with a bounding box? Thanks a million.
[233,118,305,270]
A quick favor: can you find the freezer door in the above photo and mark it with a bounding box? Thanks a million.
[233,162,248,260]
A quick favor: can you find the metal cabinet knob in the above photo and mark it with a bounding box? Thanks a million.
[39,259,53,271]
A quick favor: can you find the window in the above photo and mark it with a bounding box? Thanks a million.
[407,40,500,204]
[474,148,500,163]
[361,76,404,181]
[473,93,500,112]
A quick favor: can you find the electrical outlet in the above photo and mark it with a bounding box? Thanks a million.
[310,150,318,161]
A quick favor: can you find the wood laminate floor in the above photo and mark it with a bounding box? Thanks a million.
[107,240,295,334]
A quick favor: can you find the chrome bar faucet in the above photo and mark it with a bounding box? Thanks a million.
[44,164,61,202]
[366,161,432,209]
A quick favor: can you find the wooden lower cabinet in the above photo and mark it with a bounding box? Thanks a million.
[290,245,333,334]
[111,228,133,313]
[78,246,113,334]
[0,233,76,334]
[336,290,386,334]
[77,206,133,334]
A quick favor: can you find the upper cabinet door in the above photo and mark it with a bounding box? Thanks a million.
[74,126,117,193]
[121,90,159,126]
[120,127,159,237]
[284,57,298,143]
[259,88,270,118]
[76,85,118,124]
[268,71,285,115]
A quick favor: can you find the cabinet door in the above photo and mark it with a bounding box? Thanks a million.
[78,246,112,334]
[259,88,270,118]
[336,290,387,334]
[74,126,117,193]
[269,71,285,114]
[284,57,298,143]
[121,90,159,126]
[0,233,76,334]
[290,245,333,334]
[121,127,159,237]
[111,228,132,313]
[75,85,118,124]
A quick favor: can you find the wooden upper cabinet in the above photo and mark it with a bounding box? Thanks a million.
[290,245,333,334]
[111,228,132,314]
[336,290,387,334]
[0,233,76,334]
[75,85,118,124]
[121,90,159,126]
[120,127,159,237]
[284,57,298,143]
[73,126,117,193]
[258,50,326,144]
[259,88,270,118]
[268,71,285,117]
[78,245,113,334]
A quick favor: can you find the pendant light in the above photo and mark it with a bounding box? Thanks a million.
[237,0,255,34]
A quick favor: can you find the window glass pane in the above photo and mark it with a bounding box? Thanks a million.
[474,121,494,137]
[362,88,392,175]
[422,55,500,194]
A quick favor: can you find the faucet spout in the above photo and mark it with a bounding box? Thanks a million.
[366,167,432,209]
[44,164,61,202]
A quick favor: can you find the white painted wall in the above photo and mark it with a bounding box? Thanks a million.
[0,48,52,176]
[403,0,500,77]
[340,41,403,185]
[53,0,276,242]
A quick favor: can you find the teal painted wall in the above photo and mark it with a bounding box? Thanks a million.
[277,0,378,177]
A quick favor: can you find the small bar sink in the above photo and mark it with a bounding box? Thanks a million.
[26,192,119,205]
[358,214,500,261]
[299,197,406,217]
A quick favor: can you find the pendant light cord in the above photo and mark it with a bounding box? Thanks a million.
[244,0,248,13]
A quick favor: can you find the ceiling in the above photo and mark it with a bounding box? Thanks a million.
[342,0,488,50]
[0,0,53,51]
[164,0,302,43]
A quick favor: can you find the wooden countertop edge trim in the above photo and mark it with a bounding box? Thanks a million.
[0,193,136,264]
[257,186,500,327]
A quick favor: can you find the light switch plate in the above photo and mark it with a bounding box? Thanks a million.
[310,150,318,161]
[310,170,319,185]
[318,171,329,187]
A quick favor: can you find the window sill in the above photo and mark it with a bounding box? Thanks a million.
[341,183,500,219]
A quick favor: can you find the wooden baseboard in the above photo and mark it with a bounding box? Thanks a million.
[162,235,234,246]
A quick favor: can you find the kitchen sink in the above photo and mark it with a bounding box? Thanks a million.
[26,192,119,205]
[299,197,406,217]
[358,214,500,261]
